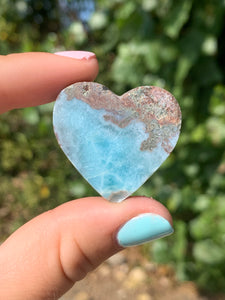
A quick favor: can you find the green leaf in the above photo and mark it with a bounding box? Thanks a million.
[193,240,225,264]
[163,0,193,38]
[22,107,40,125]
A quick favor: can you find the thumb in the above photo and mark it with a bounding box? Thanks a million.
[0,196,173,299]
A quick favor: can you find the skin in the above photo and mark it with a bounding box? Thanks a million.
[0,52,173,300]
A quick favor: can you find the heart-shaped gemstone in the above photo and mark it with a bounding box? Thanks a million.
[53,82,181,202]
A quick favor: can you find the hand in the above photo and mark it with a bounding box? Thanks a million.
[0,51,173,300]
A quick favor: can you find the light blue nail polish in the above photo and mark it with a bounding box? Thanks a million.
[117,213,174,247]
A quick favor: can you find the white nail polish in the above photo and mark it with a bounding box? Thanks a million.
[54,51,96,60]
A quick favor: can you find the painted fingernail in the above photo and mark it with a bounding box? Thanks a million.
[54,51,96,60]
[117,213,174,247]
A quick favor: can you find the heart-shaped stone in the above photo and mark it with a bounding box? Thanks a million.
[53,82,181,202]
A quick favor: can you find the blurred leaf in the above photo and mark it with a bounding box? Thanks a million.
[22,107,40,125]
[163,0,193,39]
[89,11,108,30]
[193,240,225,264]
[193,195,211,212]
[202,35,217,56]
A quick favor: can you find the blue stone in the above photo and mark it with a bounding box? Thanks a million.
[53,82,181,202]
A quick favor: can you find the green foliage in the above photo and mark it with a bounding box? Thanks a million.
[0,105,98,237]
[0,0,225,292]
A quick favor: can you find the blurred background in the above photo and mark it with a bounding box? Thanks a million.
[0,0,225,298]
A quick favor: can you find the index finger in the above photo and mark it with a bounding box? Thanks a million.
[0,51,99,113]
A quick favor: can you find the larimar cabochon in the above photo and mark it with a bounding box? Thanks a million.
[53,82,181,202]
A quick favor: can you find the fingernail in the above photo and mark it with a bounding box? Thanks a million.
[54,51,96,60]
[117,213,174,247]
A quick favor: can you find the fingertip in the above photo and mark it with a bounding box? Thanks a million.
[54,50,96,60]
[85,54,99,81]
[114,196,174,248]
[52,51,99,81]
[54,196,174,250]
[0,51,99,112]
[118,196,173,227]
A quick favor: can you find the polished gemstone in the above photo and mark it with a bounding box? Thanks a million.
[53,82,181,202]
